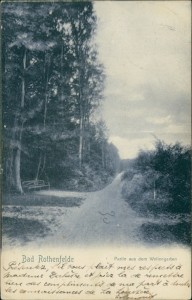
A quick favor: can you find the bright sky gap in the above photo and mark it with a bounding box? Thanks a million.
[95,1,191,159]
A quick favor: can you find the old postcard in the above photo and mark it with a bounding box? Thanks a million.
[1,1,191,299]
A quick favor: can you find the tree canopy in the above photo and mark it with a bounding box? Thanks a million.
[2,2,120,193]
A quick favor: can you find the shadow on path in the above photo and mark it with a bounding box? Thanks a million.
[3,193,84,207]
[3,216,50,244]
[139,221,191,246]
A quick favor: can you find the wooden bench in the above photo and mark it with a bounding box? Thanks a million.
[22,180,50,191]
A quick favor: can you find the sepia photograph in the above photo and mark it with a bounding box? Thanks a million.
[1,1,191,299]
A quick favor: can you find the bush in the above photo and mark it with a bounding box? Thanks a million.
[121,140,191,215]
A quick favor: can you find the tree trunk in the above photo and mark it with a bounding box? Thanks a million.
[85,116,90,162]
[13,48,27,193]
[43,93,48,129]
[79,105,83,169]
[13,148,23,193]
[35,154,42,181]
[38,52,50,179]
[43,53,49,129]
[13,119,24,193]
[21,49,27,108]
[60,43,64,113]
[102,141,105,169]
[41,154,46,174]
[154,180,156,200]
[78,54,84,168]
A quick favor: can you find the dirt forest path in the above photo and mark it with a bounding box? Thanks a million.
[3,173,189,248]
[31,173,150,247]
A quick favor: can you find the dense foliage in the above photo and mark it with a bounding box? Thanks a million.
[121,140,191,214]
[2,2,120,193]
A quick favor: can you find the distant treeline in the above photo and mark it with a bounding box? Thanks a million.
[121,140,191,214]
[2,2,120,193]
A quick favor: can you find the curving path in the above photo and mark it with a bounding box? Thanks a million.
[34,173,149,247]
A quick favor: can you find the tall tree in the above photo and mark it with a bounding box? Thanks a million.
[2,3,55,192]
[68,3,104,168]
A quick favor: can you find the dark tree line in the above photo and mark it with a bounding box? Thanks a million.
[2,2,120,193]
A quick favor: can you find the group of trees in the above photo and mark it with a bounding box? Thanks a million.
[2,2,120,193]
[121,140,191,214]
